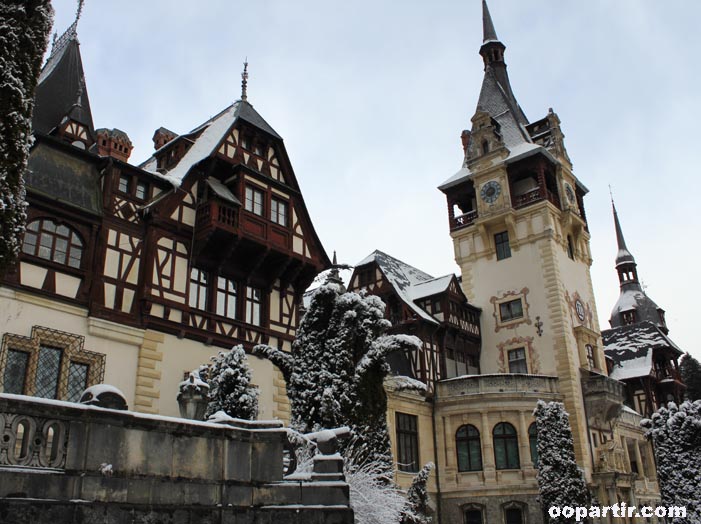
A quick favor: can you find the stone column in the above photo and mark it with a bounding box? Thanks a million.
[633,441,644,479]
[518,411,532,469]
[481,412,495,480]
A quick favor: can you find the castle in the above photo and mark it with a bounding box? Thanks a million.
[0,2,687,523]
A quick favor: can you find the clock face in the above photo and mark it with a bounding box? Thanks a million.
[480,180,501,204]
[565,184,575,204]
[575,299,586,321]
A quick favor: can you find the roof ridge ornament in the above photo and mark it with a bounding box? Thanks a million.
[241,60,249,102]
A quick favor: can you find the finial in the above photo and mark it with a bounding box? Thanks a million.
[76,0,85,23]
[332,250,338,266]
[52,32,58,48]
[609,184,615,205]
[241,60,249,102]
[482,0,499,43]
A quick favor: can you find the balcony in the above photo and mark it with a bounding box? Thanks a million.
[451,209,478,231]
[582,373,625,427]
[196,200,238,237]
[438,373,559,399]
[512,187,561,210]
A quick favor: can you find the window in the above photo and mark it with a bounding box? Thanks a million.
[456,424,482,472]
[621,310,636,325]
[493,422,520,469]
[136,181,148,200]
[396,412,419,472]
[118,175,130,193]
[567,235,575,259]
[528,423,538,466]
[1,326,106,402]
[505,507,524,524]
[271,198,288,226]
[216,277,237,319]
[358,268,373,287]
[22,219,84,269]
[432,299,442,313]
[495,231,511,260]
[499,299,523,322]
[586,344,596,369]
[245,186,264,216]
[3,349,29,394]
[464,508,483,524]
[245,286,262,326]
[507,348,528,374]
[189,268,209,310]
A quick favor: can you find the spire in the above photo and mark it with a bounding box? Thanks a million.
[33,0,94,136]
[610,193,635,267]
[482,0,499,43]
[241,60,249,102]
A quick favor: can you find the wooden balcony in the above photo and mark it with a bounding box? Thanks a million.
[451,209,478,231]
[196,200,238,238]
[512,188,561,210]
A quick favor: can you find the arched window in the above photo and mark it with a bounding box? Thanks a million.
[493,422,520,469]
[482,140,490,155]
[528,423,538,467]
[22,219,83,269]
[456,424,482,472]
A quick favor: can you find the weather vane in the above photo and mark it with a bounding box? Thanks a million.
[241,60,249,102]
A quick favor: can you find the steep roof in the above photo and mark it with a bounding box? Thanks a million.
[356,250,460,324]
[603,321,682,380]
[140,100,281,186]
[33,21,94,136]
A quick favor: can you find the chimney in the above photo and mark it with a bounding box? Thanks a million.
[153,127,177,150]
[96,128,133,162]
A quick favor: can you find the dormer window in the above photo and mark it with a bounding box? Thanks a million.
[621,310,636,325]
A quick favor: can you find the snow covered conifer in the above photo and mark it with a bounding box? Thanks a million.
[680,353,701,401]
[0,1,53,274]
[401,462,435,524]
[533,401,590,522]
[254,282,421,475]
[642,400,701,523]
[204,345,258,420]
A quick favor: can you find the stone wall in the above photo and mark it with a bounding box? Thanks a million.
[0,394,353,523]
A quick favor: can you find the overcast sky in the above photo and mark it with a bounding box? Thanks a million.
[49,0,701,360]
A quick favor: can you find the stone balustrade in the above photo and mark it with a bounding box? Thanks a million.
[438,373,559,398]
[0,393,353,523]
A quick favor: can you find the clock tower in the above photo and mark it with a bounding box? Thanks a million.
[438,0,609,474]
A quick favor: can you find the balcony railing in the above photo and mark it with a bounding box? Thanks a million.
[512,188,561,210]
[196,200,238,236]
[451,210,478,230]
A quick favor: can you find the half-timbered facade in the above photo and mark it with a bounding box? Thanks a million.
[348,250,481,386]
[0,21,328,419]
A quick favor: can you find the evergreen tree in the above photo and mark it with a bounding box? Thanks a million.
[204,345,258,420]
[401,462,435,524]
[680,353,701,401]
[642,400,701,523]
[0,1,53,274]
[254,281,420,474]
[533,401,590,522]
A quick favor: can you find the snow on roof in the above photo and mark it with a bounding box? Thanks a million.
[158,103,239,185]
[603,321,682,380]
[207,177,241,205]
[356,250,458,324]
[438,167,472,191]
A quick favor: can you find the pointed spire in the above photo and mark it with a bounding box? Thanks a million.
[241,60,249,102]
[610,190,635,267]
[76,0,85,24]
[482,0,499,43]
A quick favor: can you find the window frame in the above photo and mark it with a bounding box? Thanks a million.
[245,286,263,326]
[245,185,265,216]
[22,218,84,269]
[188,268,209,311]
[396,412,419,473]
[216,276,238,320]
[507,347,528,374]
[493,422,520,470]
[270,197,288,226]
[495,231,511,260]
[135,181,149,200]
[499,299,523,322]
[456,424,483,472]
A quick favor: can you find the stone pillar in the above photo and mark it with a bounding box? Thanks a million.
[480,412,495,480]
[518,411,532,469]
[633,441,644,479]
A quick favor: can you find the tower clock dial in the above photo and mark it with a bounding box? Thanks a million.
[480,180,501,204]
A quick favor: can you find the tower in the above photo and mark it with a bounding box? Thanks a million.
[439,0,609,477]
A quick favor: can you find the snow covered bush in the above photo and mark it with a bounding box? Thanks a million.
[254,282,421,475]
[401,462,435,524]
[533,400,590,522]
[204,345,258,420]
[0,1,53,274]
[642,400,701,523]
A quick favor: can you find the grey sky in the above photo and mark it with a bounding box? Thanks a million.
[50,0,701,359]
